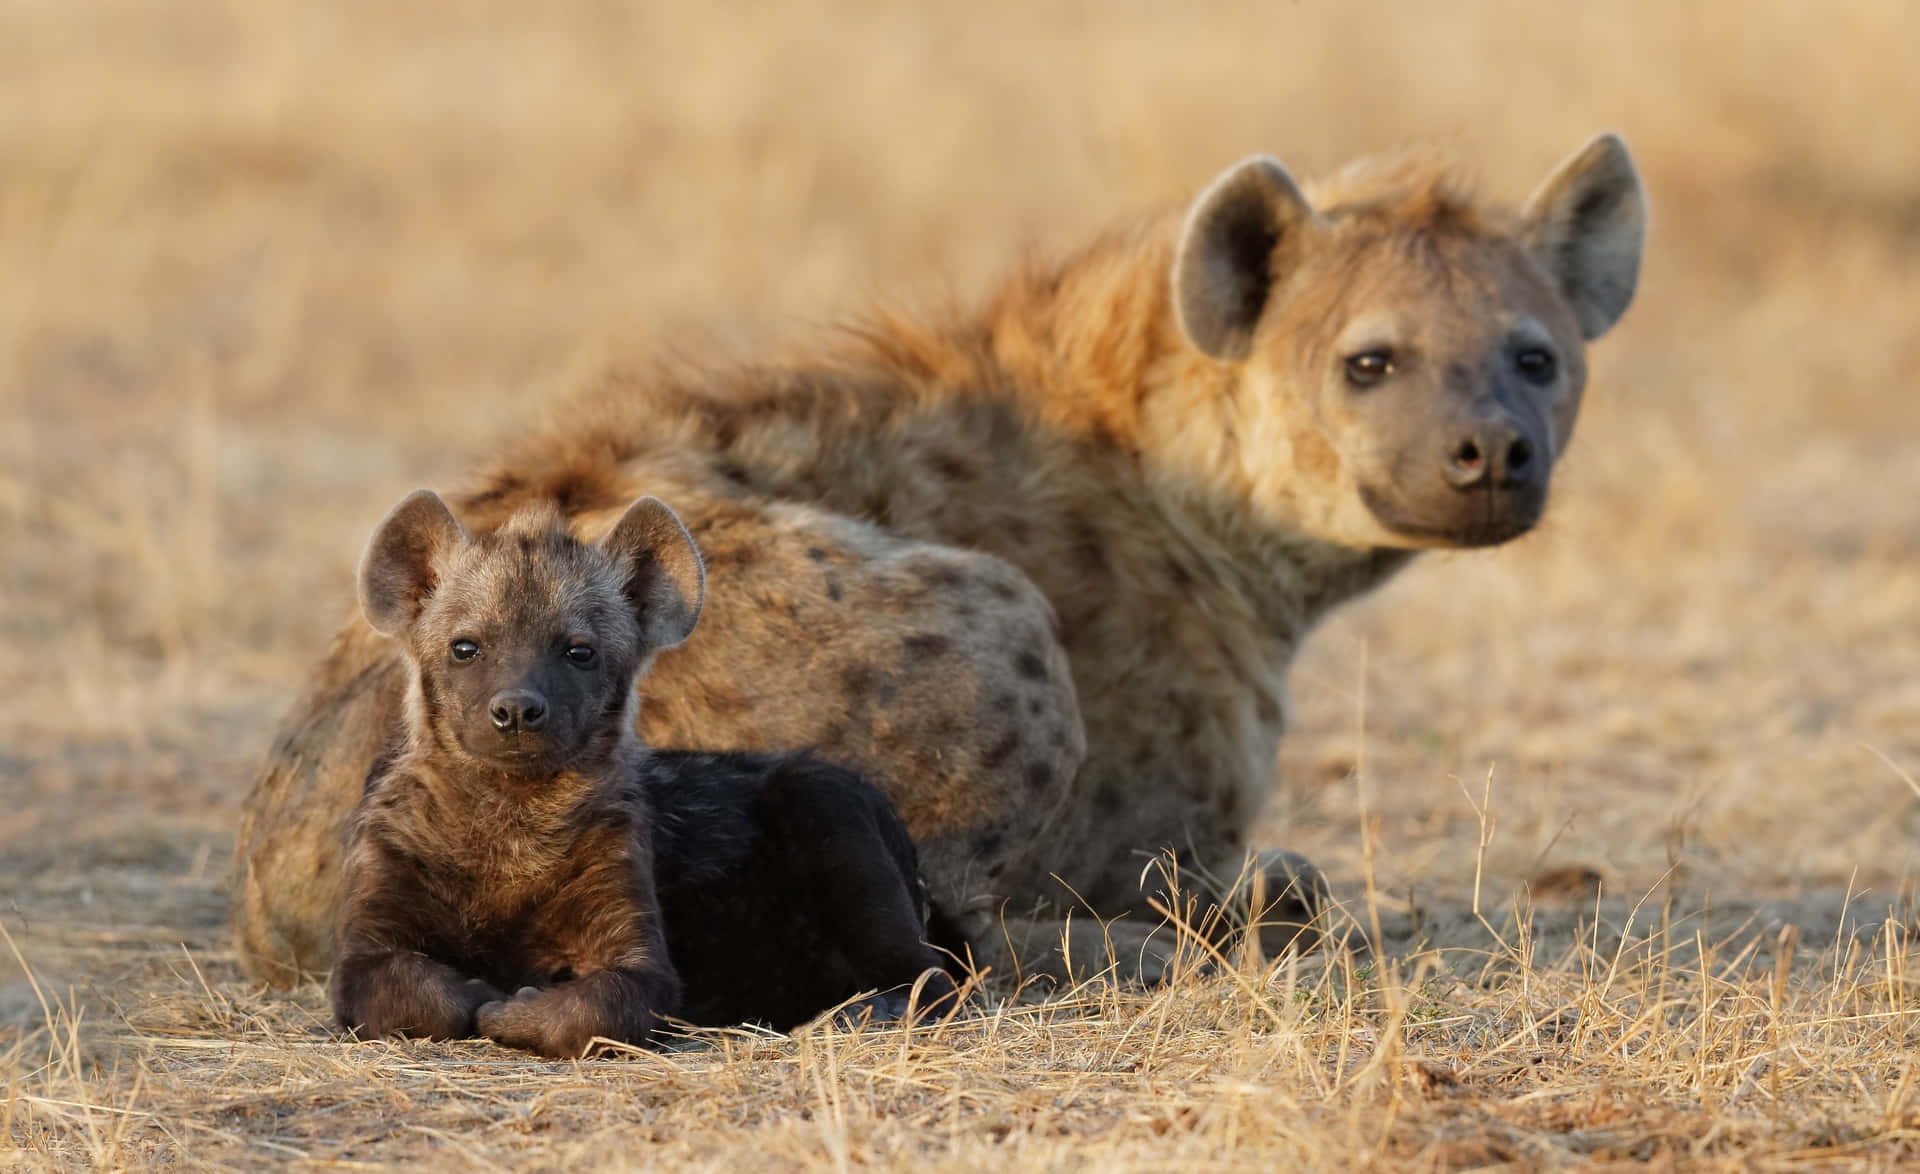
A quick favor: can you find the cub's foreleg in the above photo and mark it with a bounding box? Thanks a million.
[330,950,502,1042]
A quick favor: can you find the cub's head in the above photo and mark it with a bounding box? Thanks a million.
[357,491,705,779]
[1172,133,1646,548]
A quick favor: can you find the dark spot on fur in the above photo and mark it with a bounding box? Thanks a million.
[973,831,1004,860]
[463,472,525,511]
[1026,698,1043,717]
[1177,704,1202,740]
[921,564,967,591]
[989,693,1017,715]
[840,663,877,698]
[1069,520,1108,575]
[1095,786,1125,814]
[547,473,613,514]
[707,544,758,572]
[1014,651,1047,681]
[1255,692,1282,725]
[989,581,1017,602]
[903,633,952,661]
[1164,557,1195,589]
[826,578,843,602]
[928,709,965,741]
[715,460,751,488]
[981,732,1021,770]
[931,452,977,483]
[1024,762,1054,792]
[807,547,828,563]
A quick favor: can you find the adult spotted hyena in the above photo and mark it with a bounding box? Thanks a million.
[236,135,1646,986]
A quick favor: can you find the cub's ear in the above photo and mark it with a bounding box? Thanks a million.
[1173,155,1322,360]
[358,490,471,638]
[598,497,705,649]
[1522,133,1647,340]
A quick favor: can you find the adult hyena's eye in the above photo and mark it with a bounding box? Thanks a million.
[450,639,480,663]
[1343,349,1395,388]
[565,644,597,666]
[1514,346,1558,384]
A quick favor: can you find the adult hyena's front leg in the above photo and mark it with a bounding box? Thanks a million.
[990,848,1332,988]
[1140,847,1334,958]
[626,498,1087,966]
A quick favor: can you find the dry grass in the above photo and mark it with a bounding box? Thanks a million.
[3,0,1918,1168]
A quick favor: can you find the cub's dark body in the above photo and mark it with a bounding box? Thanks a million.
[647,749,963,1032]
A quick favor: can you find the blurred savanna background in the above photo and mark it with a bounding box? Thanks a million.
[3,1,1918,1168]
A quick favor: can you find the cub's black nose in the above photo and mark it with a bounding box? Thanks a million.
[489,689,548,733]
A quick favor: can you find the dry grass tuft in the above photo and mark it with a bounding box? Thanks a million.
[4,0,1919,1168]
[8,876,1920,1169]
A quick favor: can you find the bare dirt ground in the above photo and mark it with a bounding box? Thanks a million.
[3,1,1918,1168]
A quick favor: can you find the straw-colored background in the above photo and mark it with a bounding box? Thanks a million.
[4,1,1917,1167]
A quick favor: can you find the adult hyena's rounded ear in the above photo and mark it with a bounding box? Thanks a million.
[1173,155,1322,361]
[599,497,706,649]
[357,490,471,638]
[1522,133,1648,340]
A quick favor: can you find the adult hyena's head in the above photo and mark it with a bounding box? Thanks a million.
[1171,134,1646,549]
[356,490,704,781]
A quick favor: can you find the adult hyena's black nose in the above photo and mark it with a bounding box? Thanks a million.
[489,689,548,733]
[1443,422,1537,490]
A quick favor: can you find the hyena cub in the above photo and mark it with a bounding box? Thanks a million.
[330,491,959,1057]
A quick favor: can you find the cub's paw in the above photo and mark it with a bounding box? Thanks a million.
[476,988,593,1059]
[343,972,504,1041]
[456,978,507,1015]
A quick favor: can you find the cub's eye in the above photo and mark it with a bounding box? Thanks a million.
[449,640,480,663]
[1344,349,1395,388]
[565,644,597,666]
[1514,347,1558,384]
